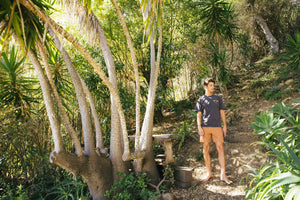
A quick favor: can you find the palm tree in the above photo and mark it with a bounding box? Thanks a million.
[199,0,237,102]
[1,0,165,198]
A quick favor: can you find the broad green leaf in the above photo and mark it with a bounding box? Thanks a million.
[285,185,300,200]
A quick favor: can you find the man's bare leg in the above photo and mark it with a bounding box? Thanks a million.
[202,142,213,182]
[216,142,232,184]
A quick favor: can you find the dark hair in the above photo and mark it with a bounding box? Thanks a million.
[204,78,215,86]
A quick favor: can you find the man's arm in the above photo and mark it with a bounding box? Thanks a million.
[197,112,204,136]
[220,109,227,137]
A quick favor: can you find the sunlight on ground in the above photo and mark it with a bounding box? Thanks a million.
[205,185,246,196]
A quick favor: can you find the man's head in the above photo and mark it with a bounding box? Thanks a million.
[204,78,215,86]
[203,78,215,95]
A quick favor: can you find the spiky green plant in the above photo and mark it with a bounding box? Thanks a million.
[0,46,37,118]
[246,100,300,200]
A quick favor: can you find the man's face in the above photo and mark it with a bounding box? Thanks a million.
[205,82,215,93]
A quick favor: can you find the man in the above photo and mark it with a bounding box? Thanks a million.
[195,78,232,184]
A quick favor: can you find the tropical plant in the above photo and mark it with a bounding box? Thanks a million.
[198,0,238,102]
[246,100,300,200]
[0,46,37,118]
[104,172,158,200]
[277,32,300,71]
[0,0,168,198]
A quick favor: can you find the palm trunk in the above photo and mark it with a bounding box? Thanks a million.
[48,28,95,156]
[139,0,164,184]
[27,48,64,153]
[19,0,133,161]
[111,0,143,174]
[49,149,112,200]
[36,39,83,156]
[111,0,142,158]
[31,25,112,200]
[88,8,130,180]
[247,1,279,54]
[79,76,104,151]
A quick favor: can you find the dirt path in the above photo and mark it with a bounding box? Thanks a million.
[153,91,277,199]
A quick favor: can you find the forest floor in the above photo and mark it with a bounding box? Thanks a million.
[152,67,299,199]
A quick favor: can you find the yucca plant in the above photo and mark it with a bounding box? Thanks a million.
[279,32,300,71]
[0,46,37,118]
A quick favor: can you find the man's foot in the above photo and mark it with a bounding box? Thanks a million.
[220,175,232,184]
[201,175,213,182]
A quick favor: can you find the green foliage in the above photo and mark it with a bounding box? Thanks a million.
[277,32,300,71]
[105,172,158,200]
[209,43,231,87]
[195,149,204,161]
[175,121,192,151]
[153,141,164,155]
[1,185,28,200]
[246,100,300,200]
[46,177,89,200]
[264,85,291,100]
[237,32,254,62]
[198,0,238,42]
[0,105,90,199]
[161,165,175,190]
[46,44,75,113]
[0,46,38,118]
[173,99,194,116]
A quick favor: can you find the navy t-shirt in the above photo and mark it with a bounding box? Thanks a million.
[194,94,226,127]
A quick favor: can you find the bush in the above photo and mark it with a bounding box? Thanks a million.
[105,172,158,200]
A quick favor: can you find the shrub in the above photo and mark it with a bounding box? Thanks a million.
[105,172,158,200]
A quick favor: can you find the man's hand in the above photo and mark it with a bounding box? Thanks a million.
[198,127,204,136]
[223,126,227,137]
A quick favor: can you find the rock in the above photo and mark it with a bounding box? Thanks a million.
[162,193,174,200]
[285,79,294,85]
[238,167,243,174]
[252,72,262,79]
[241,85,249,91]
[231,149,239,155]
[279,82,285,87]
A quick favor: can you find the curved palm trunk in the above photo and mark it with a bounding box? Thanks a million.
[85,8,130,180]
[48,28,95,156]
[111,0,141,149]
[139,0,164,184]
[110,0,143,173]
[20,0,136,161]
[27,48,64,153]
[36,39,83,156]
[95,22,128,181]
[43,28,113,200]
[247,1,279,54]
[79,76,104,151]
